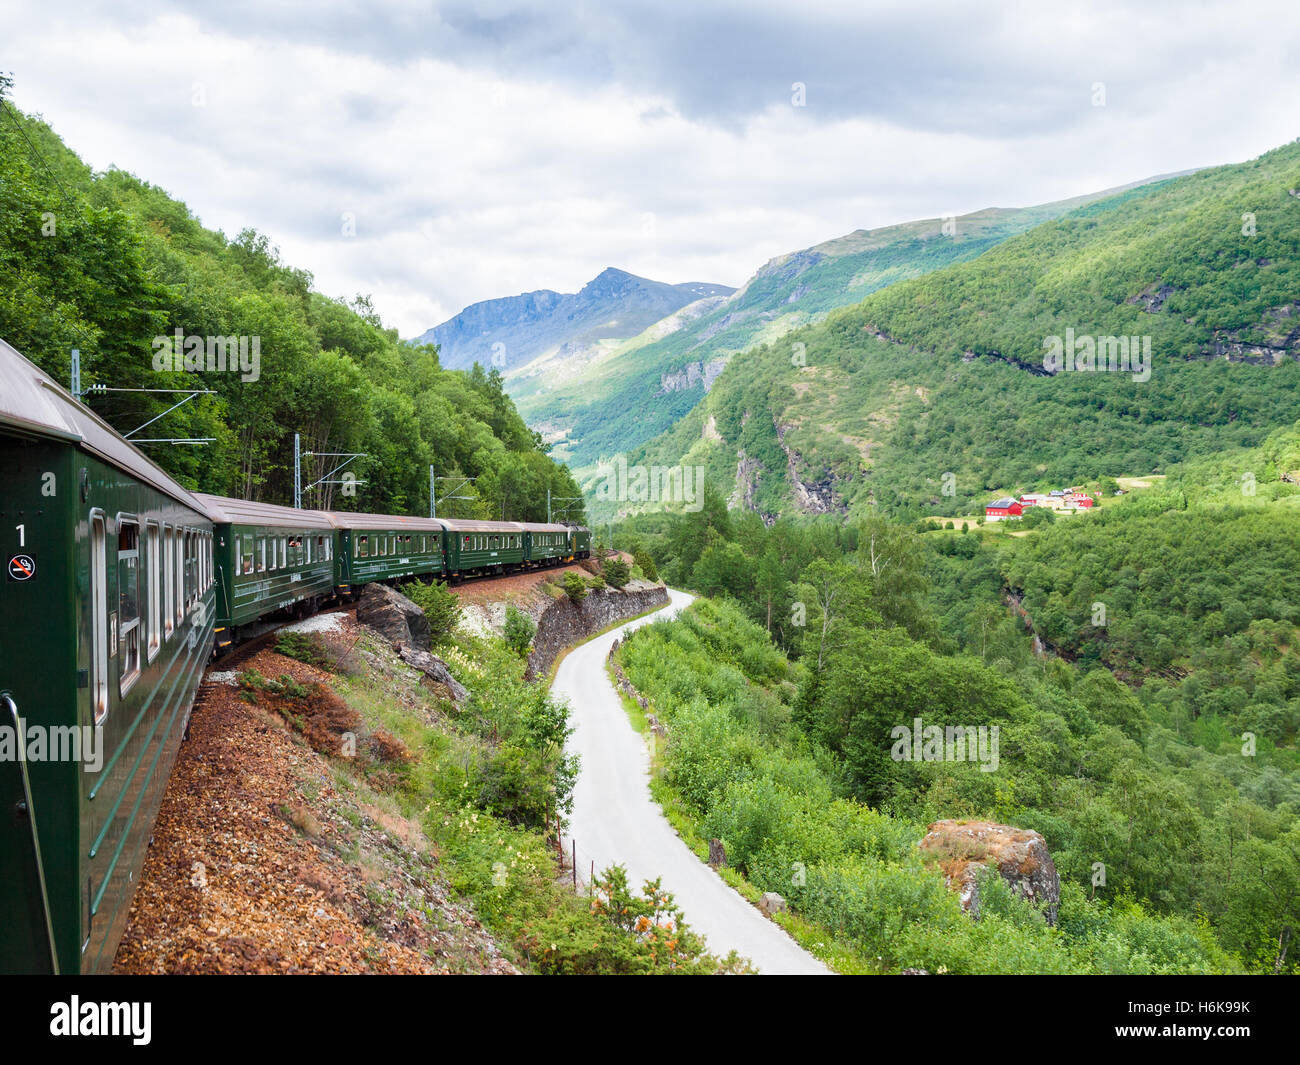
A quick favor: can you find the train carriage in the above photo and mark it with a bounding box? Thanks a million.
[520,522,574,567]
[328,511,447,591]
[569,525,592,559]
[440,518,524,579]
[0,339,215,974]
[195,494,337,652]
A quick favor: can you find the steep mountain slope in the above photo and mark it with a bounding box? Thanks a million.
[519,177,1185,470]
[416,267,732,372]
[626,140,1300,522]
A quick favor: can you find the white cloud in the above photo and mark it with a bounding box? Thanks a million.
[6,0,1300,336]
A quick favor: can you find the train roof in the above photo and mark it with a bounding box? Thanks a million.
[326,511,448,532]
[0,337,209,511]
[515,522,572,533]
[437,518,525,533]
[194,493,336,530]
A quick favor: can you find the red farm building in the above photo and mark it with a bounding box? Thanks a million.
[985,497,1023,520]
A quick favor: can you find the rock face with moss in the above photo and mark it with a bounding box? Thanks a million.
[526,579,668,679]
[918,820,1060,926]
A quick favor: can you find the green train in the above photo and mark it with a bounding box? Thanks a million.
[0,339,591,974]
[1,339,215,975]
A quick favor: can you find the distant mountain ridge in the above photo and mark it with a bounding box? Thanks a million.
[507,174,1191,471]
[416,268,733,372]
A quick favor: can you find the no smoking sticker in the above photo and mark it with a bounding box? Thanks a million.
[8,555,35,581]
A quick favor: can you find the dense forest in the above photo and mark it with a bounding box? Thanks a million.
[616,447,1300,973]
[0,77,583,522]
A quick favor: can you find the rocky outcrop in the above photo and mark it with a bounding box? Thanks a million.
[525,579,669,679]
[775,420,842,514]
[918,819,1060,926]
[398,646,469,707]
[758,892,788,917]
[656,356,729,395]
[1126,282,1177,313]
[728,449,763,512]
[357,583,430,651]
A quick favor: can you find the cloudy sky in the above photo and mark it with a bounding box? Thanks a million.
[7,0,1299,336]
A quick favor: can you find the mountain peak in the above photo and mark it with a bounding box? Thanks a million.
[419,268,734,372]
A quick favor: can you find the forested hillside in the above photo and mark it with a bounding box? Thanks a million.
[616,459,1300,973]
[629,141,1300,520]
[0,80,582,521]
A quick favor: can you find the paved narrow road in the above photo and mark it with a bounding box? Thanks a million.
[554,588,829,975]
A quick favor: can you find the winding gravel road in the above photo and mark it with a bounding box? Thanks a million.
[555,588,829,975]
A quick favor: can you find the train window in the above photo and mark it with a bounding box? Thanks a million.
[90,511,109,724]
[357,535,368,558]
[239,532,253,576]
[258,538,267,572]
[146,523,161,661]
[118,519,141,693]
[174,530,184,625]
[188,531,197,606]
[317,535,327,561]
[164,527,176,635]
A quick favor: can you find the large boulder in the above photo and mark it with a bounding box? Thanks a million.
[357,583,430,651]
[917,819,1060,926]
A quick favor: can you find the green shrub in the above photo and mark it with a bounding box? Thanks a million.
[563,570,588,604]
[403,579,462,646]
[274,630,329,667]
[503,604,536,658]
[603,557,632,589]
[632,548,659,582]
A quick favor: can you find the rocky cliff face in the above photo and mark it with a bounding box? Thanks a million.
[525,579,668,679]
[656,356,729,395]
